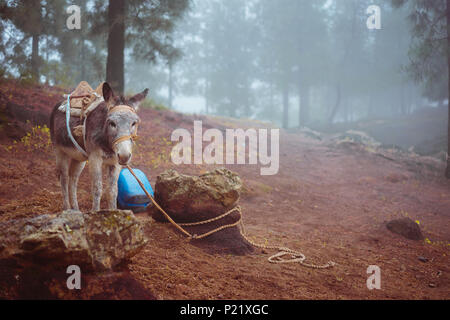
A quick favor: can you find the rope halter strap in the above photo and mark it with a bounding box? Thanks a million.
[108,104,139,148]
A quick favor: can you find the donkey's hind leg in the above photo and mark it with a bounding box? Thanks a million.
[69,159,86,211]
[55,149,71,210]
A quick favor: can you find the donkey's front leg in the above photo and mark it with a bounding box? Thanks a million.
[105,165,121,209]
[88,154,103,211]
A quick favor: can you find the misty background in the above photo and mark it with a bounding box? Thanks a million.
[0,0,448,168]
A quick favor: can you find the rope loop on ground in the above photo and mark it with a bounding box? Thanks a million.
[126,165,336,269]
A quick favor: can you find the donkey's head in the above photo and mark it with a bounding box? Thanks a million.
[102,83,148,165]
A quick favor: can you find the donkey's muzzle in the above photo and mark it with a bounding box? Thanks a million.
[118,152,131,165]
[113,135,135,165]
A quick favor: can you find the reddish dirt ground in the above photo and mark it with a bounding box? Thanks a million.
[0,81,449,299]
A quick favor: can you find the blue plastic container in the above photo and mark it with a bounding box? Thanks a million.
[117,168,154,212]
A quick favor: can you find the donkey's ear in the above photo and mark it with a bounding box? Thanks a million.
[129,88,149,111]
[102,82,115,103]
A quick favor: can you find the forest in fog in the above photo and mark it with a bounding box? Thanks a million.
[2,1,450,302]
[0,0,448,130]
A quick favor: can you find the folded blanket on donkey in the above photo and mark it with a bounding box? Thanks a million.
[58,81,105,118]
[57,81,105,142]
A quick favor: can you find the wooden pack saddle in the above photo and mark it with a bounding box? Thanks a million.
[59,81,105,147]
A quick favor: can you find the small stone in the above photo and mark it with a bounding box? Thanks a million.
[428,283,436,288]
[299,127,322,140]
[418,256,428,263]
[385,173,408,183]
[386,217,424,240]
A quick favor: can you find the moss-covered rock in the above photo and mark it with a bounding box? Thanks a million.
[150,168,253,255]
[0,209,147,272]
[151,168,242,223]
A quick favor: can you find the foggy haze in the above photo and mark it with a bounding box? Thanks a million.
[126,0,439,130]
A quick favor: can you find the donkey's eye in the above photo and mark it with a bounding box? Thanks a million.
[109,121,117,128]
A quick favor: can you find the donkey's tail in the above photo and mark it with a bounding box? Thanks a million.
[49,100,64,140]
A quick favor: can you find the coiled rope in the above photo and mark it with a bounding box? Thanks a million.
[126,165,336,269]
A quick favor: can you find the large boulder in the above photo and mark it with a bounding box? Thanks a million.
[150,168,254,255]
[0,209,147,272]
[152,168,242,223]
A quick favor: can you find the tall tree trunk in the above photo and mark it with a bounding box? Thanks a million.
[270,79,274,112]
[106,0,126,94]
[29,0,41,81]
[329,1,357,124]
[400,82,406,115]
[205,80,209,114]
[31,34,40,80]
[168,61,173,109]
[269,64,274,117]
[329,83,341,124]
[368,92,375,118]
[244,91,250,117]
[298,83,309,127]
[446,0,450,178]
[343,98,348,122]
[282,83,289,129]
[80,1,87,83]
[80,39,86,82]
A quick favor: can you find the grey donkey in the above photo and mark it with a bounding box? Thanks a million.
[50,83,148,211]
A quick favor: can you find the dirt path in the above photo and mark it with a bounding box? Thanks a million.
[0,83,449,299]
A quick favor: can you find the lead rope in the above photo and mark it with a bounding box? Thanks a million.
[125,165,336,269]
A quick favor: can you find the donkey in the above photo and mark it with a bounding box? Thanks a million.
[50,83,148,211]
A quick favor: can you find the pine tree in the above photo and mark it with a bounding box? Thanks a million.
[0,0,46,79]
[392,0,450,178]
